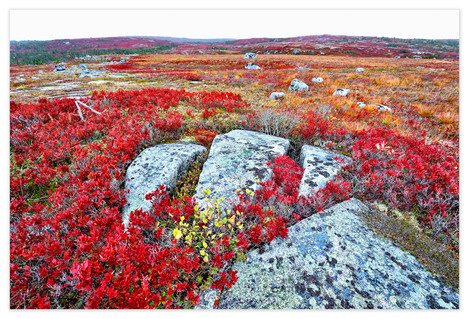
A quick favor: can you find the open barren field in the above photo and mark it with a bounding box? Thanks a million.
[10,38,459,308]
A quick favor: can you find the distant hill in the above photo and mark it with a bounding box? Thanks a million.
[142,36,237,43]
[10,35,459,65]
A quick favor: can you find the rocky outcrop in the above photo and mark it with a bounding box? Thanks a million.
[215,199,459,309]
[299,145,351,197]
[333,88,350,96]
[270,92,285,100]
[288,79,309,91]
[54,64,66,72]
[245,62,261,70]
[243,52,257,59]
[122,143,206,227]
[193,130,289,210]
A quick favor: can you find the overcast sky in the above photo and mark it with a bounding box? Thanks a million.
[10,9,459,41]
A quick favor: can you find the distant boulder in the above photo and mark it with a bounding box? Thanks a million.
[333,88,350,96]
[270,92,285,100]
[357,102,367,108]
[54,64,66,72]
[311,77,324,83]
[243,52,257,59]
[245,62,261,70]
[377,104,393,113]
[355,68,365,72]
[288,79,309,91]
[79,64,88,69]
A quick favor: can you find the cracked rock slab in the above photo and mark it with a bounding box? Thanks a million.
[216,198,459,309]
[299,145,351,197]
[193,130,289,210]
[123,143,206,226]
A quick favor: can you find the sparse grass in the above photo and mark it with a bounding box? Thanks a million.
[355,204,459,291]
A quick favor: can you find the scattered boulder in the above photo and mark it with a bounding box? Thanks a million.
[311,77,324,83]
[355,68,365,72]
[298,145,351,197]
[245,62,261,70]
[333,88,350,96]
[243,52,257,59]
[288,79,309,91]
[193,130,289,211]
[270,92,285,100]
[122,143,207,227]
[377,104,393,113]
[214,198,459,309]
[79,64,88,69]
[54,64,66,72]
[357,102,393,113]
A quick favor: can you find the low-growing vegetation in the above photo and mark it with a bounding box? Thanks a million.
[10,35,459,308]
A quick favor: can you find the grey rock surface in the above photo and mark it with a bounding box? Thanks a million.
[216,199,459,309]
[311,77,324,83]
[355,68,365,72]
[333,88,350,96]
[193,130,289,210]
[288,79,309,91]
[123,143,207,227]
[245,62,261,70]
[299,145,351,197]
[243,52,257,59]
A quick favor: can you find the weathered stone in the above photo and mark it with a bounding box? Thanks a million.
[54,64,66,71]
[79,64,88,69]
[193,130,289,210]
[245,62,261,70]
[122,143,207,227]
[288,79,309,91]
[299,145,351,197]
[355,68,365,72]
[243,52,257,59]
[357,102,367,108]
[311,77,324,83]
[270,92,285,100]
[215,199,459,309]
[333,88,350,96]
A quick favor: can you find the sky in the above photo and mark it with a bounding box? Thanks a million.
[9,9,460,41]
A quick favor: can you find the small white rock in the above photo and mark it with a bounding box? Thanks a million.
[245,62,261,70]
[270,92,285,100]
[289,79,309,91]
[355,68,365,72]
[311,77,324,83]
[333,88,350,96]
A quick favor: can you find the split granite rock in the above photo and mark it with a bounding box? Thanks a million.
[122,143,206,227]
[193,130,289,211]
[213,198,459,309]
[288,79,309,91]
[298,145,351,197]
